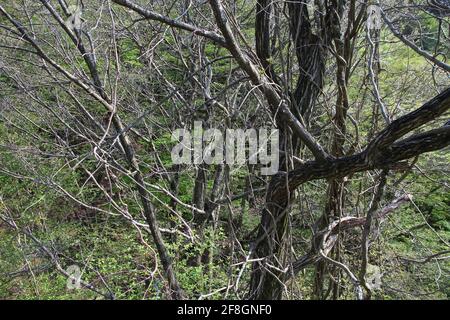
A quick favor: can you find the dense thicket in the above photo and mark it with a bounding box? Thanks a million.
[0,0,449,300]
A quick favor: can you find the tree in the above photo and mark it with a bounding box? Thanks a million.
[0,0,448,300]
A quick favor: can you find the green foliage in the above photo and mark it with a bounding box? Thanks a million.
[119,39,144,68]
[167,227,229,299]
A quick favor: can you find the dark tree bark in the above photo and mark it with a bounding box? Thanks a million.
[249,87,450,299]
